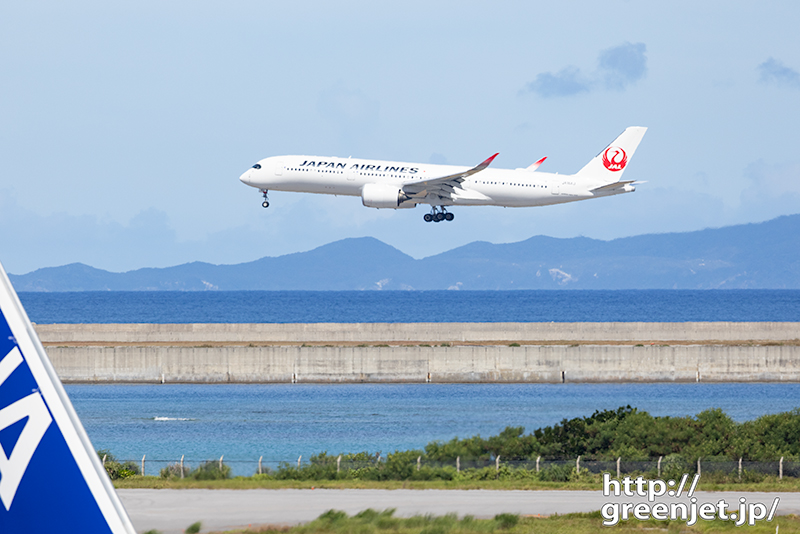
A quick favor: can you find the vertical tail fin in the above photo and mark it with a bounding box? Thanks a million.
[576,126,647,180]
[0,261,136,533]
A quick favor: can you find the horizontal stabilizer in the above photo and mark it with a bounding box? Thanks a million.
[591,180,635,192]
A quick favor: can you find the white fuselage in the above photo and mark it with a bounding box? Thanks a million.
[239,155,632,208]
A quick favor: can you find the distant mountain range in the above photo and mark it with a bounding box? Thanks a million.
[10,215,800,291]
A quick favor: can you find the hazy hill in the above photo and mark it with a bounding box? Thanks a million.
[10,215,800,291]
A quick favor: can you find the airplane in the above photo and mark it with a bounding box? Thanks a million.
[239,126,646,223]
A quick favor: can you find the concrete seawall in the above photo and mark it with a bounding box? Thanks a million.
[38,322,800,383]
[47,344,800,383]
[34,322,800,344]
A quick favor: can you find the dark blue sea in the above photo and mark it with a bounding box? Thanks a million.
[18,290,800,323]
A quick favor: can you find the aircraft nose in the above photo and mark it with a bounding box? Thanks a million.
[239,169,253,185]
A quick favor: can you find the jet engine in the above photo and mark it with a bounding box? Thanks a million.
[361,183,416,209]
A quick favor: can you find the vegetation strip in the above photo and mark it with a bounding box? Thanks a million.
[142,509,800,534]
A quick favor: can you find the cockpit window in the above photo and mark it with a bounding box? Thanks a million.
[252,164,262,169]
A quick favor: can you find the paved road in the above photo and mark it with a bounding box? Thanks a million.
[118,489,799,534]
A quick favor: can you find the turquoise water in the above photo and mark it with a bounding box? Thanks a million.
[69,382,800,476]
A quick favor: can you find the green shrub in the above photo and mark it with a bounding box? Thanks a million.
[97,450,139,480]
[539,463,572,482]
[160,462,189,479]
[318,509,349,523]
[494,513,519,529]
[660,453,690,481]
[190,460,231,480]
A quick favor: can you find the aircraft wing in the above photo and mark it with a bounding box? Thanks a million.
[402,153,498,198]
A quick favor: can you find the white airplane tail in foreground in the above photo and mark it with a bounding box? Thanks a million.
[0,262,136,533]
[240,126,647,223]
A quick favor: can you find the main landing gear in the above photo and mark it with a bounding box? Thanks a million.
[423,206,454,223]
[261,189,270,208]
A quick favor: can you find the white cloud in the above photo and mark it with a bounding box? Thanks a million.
[523,42,647,98]
[598,42,648,91]
[525,67,592,98]
[758,58,800,89]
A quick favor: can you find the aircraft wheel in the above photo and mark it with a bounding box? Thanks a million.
[262,201,270,208]
[423,213,433,222]
[434,213,445,222]
[445,212,454,221]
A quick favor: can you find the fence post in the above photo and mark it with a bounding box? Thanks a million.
[180,455,185,479]
[780,457,784,480]
[219,455,224,470]
[536,456,540,473]
[297,455,302,468]
[496,456,500,472]
[102,454,107,467]
[657,456,662,478]
[417,456,421,471]
[456,456,460,473]
[337,455,342,473]
[616,457,621,479]
[258,456,263,475]
[697,458,701,477]
[738,457,742,480]
[141,455,145,477]
[576,455,580,477]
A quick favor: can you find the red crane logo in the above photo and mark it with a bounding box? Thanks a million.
[602,146,627,172]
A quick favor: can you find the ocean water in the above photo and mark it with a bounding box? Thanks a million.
[31,290,800,476]
[18,289,800,323]
[69,383,800,476]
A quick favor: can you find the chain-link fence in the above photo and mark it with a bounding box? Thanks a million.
[107,454,800,480]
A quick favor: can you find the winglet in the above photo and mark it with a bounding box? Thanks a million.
[527,156,547,171]
[476,153,499,171]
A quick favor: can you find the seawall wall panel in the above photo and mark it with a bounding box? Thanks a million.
[47,345,800,383]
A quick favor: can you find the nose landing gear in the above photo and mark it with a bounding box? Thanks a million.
[423,206,454,223]
[261,190,270,208]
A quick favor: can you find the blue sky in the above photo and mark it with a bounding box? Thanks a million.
[1,1,799,274]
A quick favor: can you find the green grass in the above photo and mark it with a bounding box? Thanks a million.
[199,509,800,534]
[113,474,800,492]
